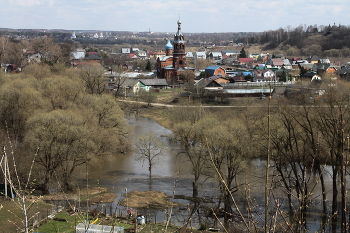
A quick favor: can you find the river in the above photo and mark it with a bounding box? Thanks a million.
[77,115,343,232]
[79,115,206,228]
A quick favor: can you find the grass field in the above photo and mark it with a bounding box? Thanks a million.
[0,197,53,232]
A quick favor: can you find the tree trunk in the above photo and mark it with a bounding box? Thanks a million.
[42,172,51,194]
[223,190,233,229]
[316,163,328,230]
[332,163,339,233]
[192,181,198,199]
[63,174,74,192]
[148,162,152,179]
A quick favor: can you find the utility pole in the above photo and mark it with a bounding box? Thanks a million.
[340,106,347,232]
[4,146,7,198]
[265,81,272,233]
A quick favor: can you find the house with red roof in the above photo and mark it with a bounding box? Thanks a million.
[238,58,254,67]
[129,53,138,59]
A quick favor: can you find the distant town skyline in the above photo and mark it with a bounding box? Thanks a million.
[1,0,349,33]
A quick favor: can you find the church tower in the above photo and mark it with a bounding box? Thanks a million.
[172,20,186,70]
[156,19,194,84]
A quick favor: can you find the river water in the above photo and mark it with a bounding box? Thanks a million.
[79,115,206,227]
[77,115,342,232]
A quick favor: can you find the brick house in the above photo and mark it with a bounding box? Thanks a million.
[205,66,226,78]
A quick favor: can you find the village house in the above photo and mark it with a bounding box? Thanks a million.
[186,52,194,58]
[153,51,166,59]
[207,75,229,85]
[337,67,350,80]
[205,66,226,78]
[283,59,292,69]
[139,79,169,91]
[300,72,322,81]
[128,53,138,59]
[252,69,278,82]
[194,52,206,60]
[26,50,41,64]
[121,48,130,54]
[267,58,284,69]
[72,54,102,67]
[316,63,338,77]
[299,63,316,72]
[136,50,147,60]
[209,52,222,60]
[319,58,330,64]
[122,79,140,96]
[122,63,133,71]
[308,55,319,64]
[221,50,240,59]
[195,77,223,91]
[71,49,85,60]
[238,58,254,67]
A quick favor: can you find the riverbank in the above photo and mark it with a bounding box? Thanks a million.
[139,106,173,130]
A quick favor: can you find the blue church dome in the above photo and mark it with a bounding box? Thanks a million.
[165,39,173,49]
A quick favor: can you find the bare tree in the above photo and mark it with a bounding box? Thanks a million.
[135,131,165,178]
[111,65,127,98]
[78,64,106,95]
[172,115,211,198]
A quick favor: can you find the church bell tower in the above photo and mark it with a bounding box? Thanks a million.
[172,20,186,70]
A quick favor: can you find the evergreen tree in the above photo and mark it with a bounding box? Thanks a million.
[145,60,152,72]
[199,71,207,79]
[281,71,287,82]
[239,48,247,58]
[300,67,307,77]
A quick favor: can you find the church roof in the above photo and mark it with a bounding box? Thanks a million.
[158,56,172,62]
[174,20,185,43]
[165,39,173,49]
[176,20,183,36]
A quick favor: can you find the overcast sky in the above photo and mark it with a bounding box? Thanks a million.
[1,0,349,33]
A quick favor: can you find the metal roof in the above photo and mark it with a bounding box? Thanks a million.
[224,88,274,94]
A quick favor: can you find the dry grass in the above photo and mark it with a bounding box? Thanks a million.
[40,187,116,203]
[140,106,173,129]
[119,191,182,209]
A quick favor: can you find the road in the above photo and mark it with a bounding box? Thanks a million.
[116,99,262,108]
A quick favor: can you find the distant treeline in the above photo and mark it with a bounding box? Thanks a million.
[2,24,350,56]
[247,24,350,57]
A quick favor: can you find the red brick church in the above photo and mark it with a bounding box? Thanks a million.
[156,20,195,85]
